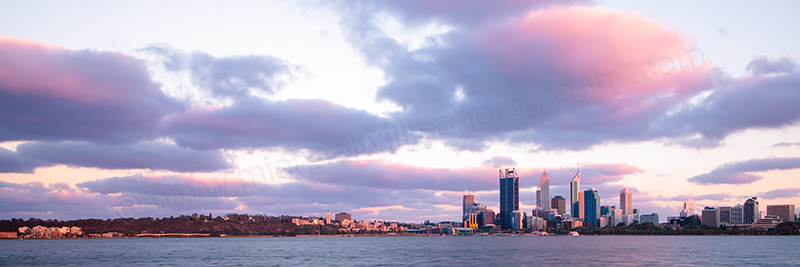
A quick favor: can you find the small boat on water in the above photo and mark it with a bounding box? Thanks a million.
[568,231,580,236]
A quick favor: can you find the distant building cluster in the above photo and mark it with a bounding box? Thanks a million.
[462,167,643,231]
[671,197,796,230]
[16,226,83,239]
[292,212,407,233]
[459,167,798,232]
[11,225,129,239]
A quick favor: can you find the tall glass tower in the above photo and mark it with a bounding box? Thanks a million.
[499,168,519,230]
[744,197,759,224]
[584,189,600,227]
[570,167,581,219]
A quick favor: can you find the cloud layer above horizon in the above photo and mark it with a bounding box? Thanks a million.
[1,1,799,221]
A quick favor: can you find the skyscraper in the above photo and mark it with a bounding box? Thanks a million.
[499,168,519,230]
[620,188,633,215]
[744,197,759,224]
[463,194,475,217]
[551,196,566,215]
[325,212,331,225]
[584,189,600,227]
[681,199,697,217]
[570,167,581,219]
[540,169,550,211]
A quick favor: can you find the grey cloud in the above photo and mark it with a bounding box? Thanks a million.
[666,193,736,202]
[162,98,420,156]
[664,71,800,143]
[14,141,231,173]
[0,148,44,173]
[289,160,643,192]
[688,157,800,185]
[0,40,184,144]
[77,174,260,198]
[142,44,299,99]
[757,188,800,199]
[287,160,495,191]
[482,156,517,168]
[337,0,592,29]
[746,56,797,75]
[773,141,800,147]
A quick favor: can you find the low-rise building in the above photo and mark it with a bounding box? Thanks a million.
[0,232,17,239]
[640,213,659,225]
[334,212,352,222]
[702,207,721,227]
[766,204,795,224]
[750,215,783,229]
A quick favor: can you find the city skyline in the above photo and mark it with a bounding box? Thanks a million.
[1,1,799,223]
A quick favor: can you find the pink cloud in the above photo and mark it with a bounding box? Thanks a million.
[478,6,711,104]
[0,37,156,103]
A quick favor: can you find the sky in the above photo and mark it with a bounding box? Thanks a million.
[1,0,799,223]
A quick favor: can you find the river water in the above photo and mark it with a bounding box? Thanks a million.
[1,236,798,266]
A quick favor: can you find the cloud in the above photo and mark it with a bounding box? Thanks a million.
[688,157,800,185]
[336,4,800,152]
[338,0,592,30]
[746,55,797,76]
[142,44,300,99]
[773,141,800,148]
[287,160,496,191]
[0,147,44,173]
[667,193,736,202]
[2,163,644,221]
[12,141,231,172]
[528,163,644,186]
[0,181,118,219]
[757,188,800,199]
[289,160,643,192]
[1,37,428,173]
[70,174,462,220]
[161,98,419,156]
[338,5,723,151]
[482,156,517,168]
[77,174,261,198]
[663,68,800,142]
[0,37,183,144]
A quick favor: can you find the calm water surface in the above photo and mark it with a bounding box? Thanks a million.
[1,236,798,266]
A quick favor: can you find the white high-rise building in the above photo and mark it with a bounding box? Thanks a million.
[681,199,697,217]
[539,170,550,211]
[325,212,331,225]
[570,166,581,219]
[620,188,633,215]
